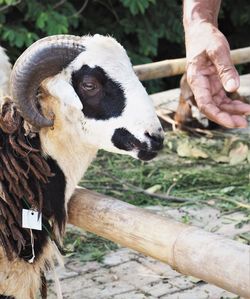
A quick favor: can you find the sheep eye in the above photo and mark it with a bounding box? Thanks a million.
[82,82,96,91]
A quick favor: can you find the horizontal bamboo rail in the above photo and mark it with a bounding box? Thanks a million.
[68,188,250,299]
[134,46,250,80]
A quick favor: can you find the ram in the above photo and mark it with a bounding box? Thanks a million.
[0,34,164,299]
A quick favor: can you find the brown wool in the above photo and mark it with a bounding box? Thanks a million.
[0,98,54,259]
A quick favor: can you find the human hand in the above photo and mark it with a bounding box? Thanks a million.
[185,21,250,128]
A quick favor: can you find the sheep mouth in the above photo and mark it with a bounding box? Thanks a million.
[111,127,163,161]
[137,149,158,161]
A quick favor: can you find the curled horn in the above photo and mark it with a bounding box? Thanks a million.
[10,35,86,128]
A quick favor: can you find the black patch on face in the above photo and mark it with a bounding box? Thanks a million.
[111,128,147,151]
[137,150,158,161]
[144,132,164,152]
[72,65,126,120]
[0,296,15,299]
[111,128,163,161]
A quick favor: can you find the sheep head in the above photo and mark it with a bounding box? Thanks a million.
[10,34,164,161]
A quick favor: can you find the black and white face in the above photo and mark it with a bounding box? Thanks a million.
[46,35,164,161]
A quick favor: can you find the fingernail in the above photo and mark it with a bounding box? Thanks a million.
[225,79,237,92]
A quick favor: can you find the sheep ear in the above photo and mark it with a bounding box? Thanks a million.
[43,76,83,110]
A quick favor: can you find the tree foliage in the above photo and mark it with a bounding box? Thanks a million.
[0,0,249,92]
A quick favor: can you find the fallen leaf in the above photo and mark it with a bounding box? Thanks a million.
[229,143,248,165]
[220,186,235,194]
[247,150,250,163]
[190,147,208,159]
[187,276,203,283]
[207,200,215,205]
[146,184,162,194]
[177,142,208,159]
[177,142,192,157]
[213,155,230,163]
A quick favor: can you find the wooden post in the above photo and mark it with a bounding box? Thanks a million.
[134,46,250,80]
[68,188,250,299]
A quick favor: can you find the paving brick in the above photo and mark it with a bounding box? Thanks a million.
[138,255,180,278]
[47,265,78,282]
[113,290,155,299]
[140,276,194,297]
[65,259,100,273]
[47,290,57,299]
[161,283,238,299]
[102,248,138,267]
[47,206,243,299]
[140,280,175,297]
[60,275,95,294]
[110,261,159,288]
[71,281,135,299]
[87,268,118,284]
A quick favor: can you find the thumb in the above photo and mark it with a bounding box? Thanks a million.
[220,66,240,93]
[208,43,240,92]
[224,76,239,93]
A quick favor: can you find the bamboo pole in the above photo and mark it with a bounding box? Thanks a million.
[134,46,250,80]
[68,188,250,299]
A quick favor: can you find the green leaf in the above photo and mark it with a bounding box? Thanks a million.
[36,12,48,29]
[120,0,155,15]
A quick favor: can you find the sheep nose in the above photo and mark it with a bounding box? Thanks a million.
[145,132,164,151]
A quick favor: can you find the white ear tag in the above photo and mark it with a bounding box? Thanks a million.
[22,209,42,231]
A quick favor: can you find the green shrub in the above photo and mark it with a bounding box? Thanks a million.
[0,0,249,92]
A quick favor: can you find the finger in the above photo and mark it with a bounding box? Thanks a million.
[207,40,240,92]
[186,62,245,128]
[230,115,249,128]
[219,99,250,115]
[199,103,248,128]
[200,66,218,77]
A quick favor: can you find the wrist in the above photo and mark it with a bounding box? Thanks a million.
[184,22,220,61]
[183,0,221,29]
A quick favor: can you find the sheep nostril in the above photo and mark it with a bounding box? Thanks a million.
[145,132,164,151]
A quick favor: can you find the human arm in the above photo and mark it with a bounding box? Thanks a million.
[183,0,250,128]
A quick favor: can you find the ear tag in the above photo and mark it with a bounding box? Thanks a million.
[22,209,42,231]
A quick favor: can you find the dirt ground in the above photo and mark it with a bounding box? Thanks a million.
[47,204,249,299]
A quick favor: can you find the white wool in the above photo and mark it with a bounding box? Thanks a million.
[45,34,163,158]
[0,35,164,299]
[0,46,11,98]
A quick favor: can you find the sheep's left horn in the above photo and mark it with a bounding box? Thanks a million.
[10,35,86,128]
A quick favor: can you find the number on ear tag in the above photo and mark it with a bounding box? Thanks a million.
[22,209,42,231]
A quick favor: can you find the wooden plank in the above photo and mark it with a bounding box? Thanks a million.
[68,188,250,299]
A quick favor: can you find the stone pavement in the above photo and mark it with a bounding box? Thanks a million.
[48,205,249,299]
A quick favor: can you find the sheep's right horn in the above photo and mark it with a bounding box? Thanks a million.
[10,35,86,129]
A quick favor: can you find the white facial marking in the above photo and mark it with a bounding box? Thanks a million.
[43,34,163,161]
[68,35,162,152]
[45,75,83,110]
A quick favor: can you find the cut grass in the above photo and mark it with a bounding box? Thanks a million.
[64,227,118,262]
[65,130,250,260]
[80,131,250,215]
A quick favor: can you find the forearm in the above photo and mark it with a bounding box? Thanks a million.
[183,0,221,28]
